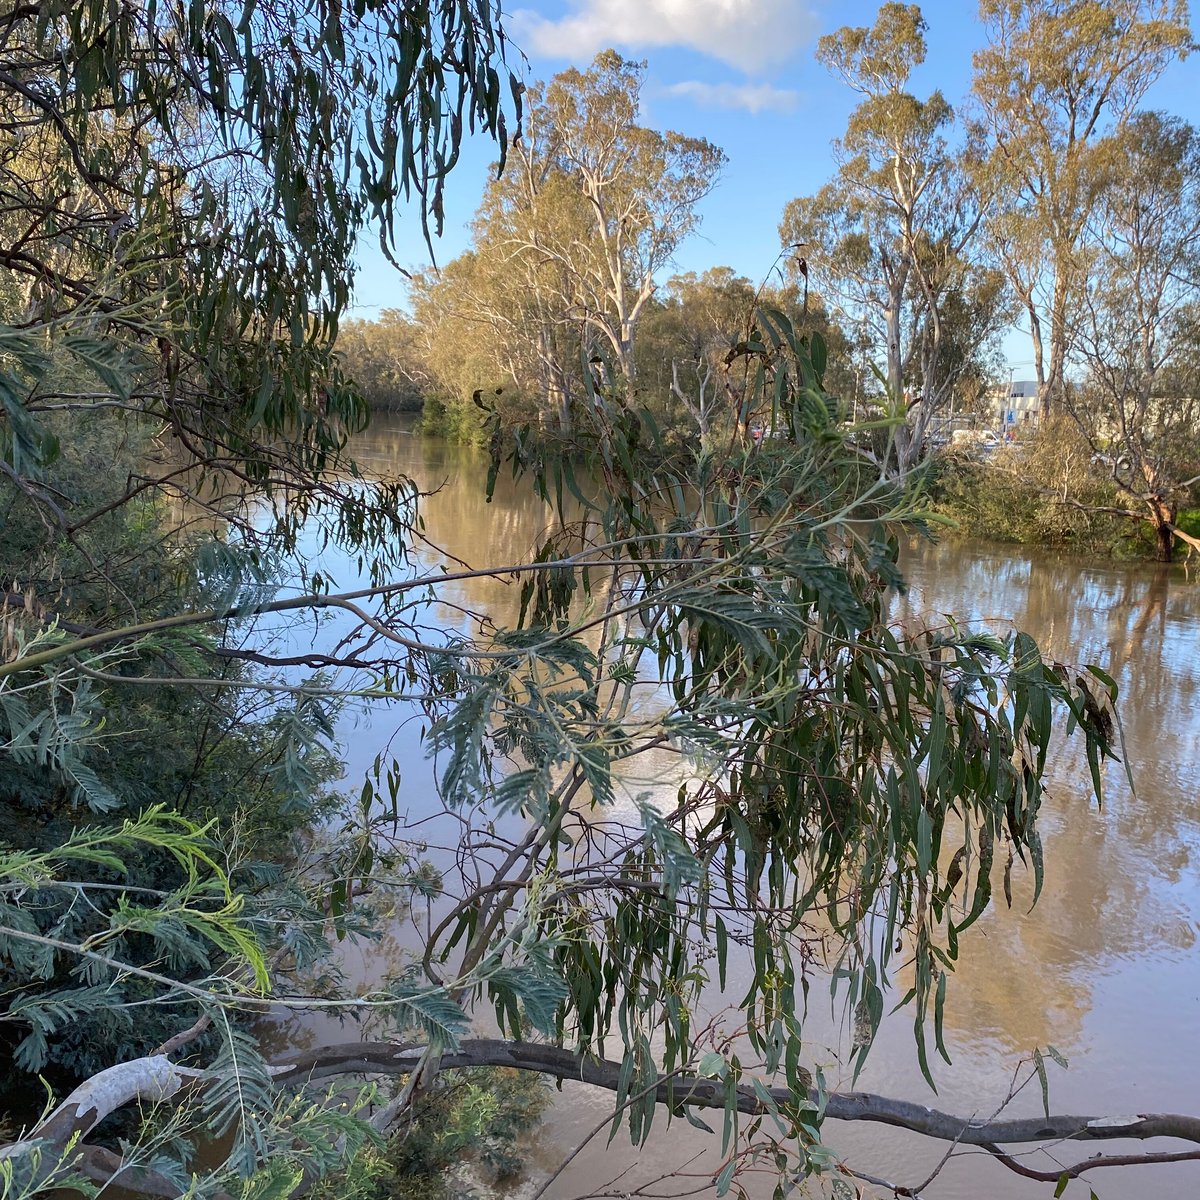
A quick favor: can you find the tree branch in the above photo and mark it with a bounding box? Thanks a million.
[24,1056,201,1148]
[981,1140,1200,1185]
[10,1039,1200,1197]
[268,1039,1200,1149]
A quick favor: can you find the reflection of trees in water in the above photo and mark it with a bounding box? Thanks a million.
[321,432,1200,1195]
[931,785,1195,1057]
[896,540,1200,827]
[350,421,600,634]
[892,539,1200,1057]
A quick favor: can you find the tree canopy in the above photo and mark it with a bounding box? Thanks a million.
[413,51,725,435]
[1066,111,1200,559]
[780,4,1007,475]
[0,0,518,518]
[971,0,1192,419]
[4,4,1200,1200]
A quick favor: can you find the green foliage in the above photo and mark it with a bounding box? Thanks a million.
[1062,111,1200,560]
[0,304,1127,1198]
[781,4,1005,476]
[973,0,1191,414]
[0,1137,97,1200]
[418,390,516,446]
[0,0,519,584]
[415,306,1119,1181]
[0,808,264,1068]
[0,9,1150,1192]
[0,1,548,1194]
[310,1070,549,1200]
[927,418,1143,553]
[1176,508,1200,539]
[0,419,355,1106]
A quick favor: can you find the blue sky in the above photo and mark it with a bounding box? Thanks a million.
[352,0,1199,374]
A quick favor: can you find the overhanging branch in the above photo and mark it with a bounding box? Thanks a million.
[270,1038,1200,1149]
[8,1039,1200,1197]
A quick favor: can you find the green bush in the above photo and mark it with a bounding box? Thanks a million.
[417,384,550,446]
[926,417,1142,555]
[312,1069,550,1200]
[1176,507,1200,540]
[0,415,345,1104]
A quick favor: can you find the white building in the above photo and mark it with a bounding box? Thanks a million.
[993,380,1040,431]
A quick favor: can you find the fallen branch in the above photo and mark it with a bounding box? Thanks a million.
[23,1055,202,1148]
[270,1038,1200,1149]
[8,1039,1200,1197]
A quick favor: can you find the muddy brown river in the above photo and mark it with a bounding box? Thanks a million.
[268,414,1200,1200]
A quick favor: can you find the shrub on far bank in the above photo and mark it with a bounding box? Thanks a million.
[417,386,547,446]
[417,394,486,443]
[926,417,1144,556]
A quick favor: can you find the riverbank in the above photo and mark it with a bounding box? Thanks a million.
[924,427,1200,563]
[418,401,1200,564]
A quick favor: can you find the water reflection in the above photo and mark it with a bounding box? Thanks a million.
[344,419,566,629]
[283,417,1200,1200]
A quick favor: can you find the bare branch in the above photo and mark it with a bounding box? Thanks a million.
[11,1039,1200,1198]
[269,1039,1200,1150]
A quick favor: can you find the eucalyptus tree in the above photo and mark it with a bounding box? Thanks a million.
[635,269,857,445]
[1068,112,1200,560]
[634,267,760,442]
[972,0,1192,420]
[411,144,591,435]
[7,6,1200,1200]
[0,0,520,1190]
[0,0,520,557]
[422,50,727,428]
[541,52,726,400]
[335,313,428,412]
[780,4,997,475]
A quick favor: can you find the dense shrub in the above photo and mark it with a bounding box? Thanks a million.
[312,1069,549,1200]
[927,417,1144,555]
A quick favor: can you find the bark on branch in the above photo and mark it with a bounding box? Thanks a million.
[27,1055,200,1147]
[270,1038,1200,1149]
[7,1039,1200,1197]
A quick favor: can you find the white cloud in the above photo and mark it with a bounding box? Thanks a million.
[661,79,799,114]
[511,0,817,74]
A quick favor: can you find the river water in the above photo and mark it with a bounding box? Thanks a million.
[274,414,1200,1200]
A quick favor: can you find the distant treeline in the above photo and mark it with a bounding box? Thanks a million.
[335,19,1200,560]
[336,312,427,411]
